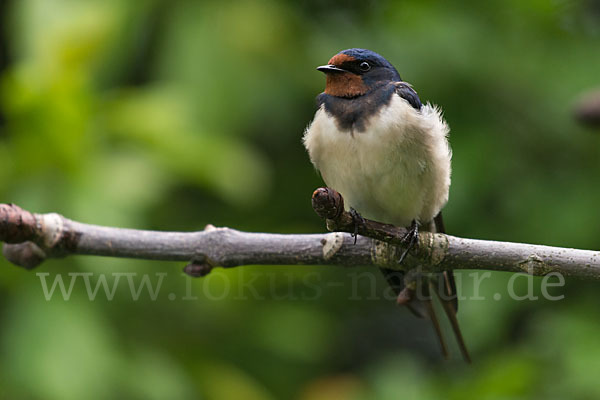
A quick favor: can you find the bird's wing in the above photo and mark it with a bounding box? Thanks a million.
[394,81,422,110]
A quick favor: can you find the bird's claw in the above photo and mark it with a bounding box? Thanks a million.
[349,207,366,245]
[397,220,419,264]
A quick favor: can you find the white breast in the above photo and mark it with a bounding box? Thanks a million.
[303,94,451,227]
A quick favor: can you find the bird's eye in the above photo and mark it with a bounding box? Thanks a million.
[360,62,371,71]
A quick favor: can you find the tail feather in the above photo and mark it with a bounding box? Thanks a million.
[443,270,459,312]
[383,269,471,361]
[424,282,449,359]
[438,294,472,363]
[381,211,471,361]
[434,212,471,362]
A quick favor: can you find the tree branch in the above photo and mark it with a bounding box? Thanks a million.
[1,191,599,279]
[574,88,600,128]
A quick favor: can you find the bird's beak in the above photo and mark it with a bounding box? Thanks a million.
[317,65,348,73]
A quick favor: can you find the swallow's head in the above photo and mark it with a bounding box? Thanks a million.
[317,48,401,98]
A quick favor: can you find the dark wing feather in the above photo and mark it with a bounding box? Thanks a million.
[394,82,422,110]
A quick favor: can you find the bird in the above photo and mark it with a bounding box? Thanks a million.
[303,48,470,362]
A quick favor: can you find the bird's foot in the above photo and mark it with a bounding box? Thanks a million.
[397,220,419,264]
[349,207,366,245]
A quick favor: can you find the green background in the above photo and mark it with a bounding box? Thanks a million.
[1,0,600,398]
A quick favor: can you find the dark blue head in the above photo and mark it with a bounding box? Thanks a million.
[317,48,402,98]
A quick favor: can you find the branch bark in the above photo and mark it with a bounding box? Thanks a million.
[574,88,600,128]
[1,193,599,280]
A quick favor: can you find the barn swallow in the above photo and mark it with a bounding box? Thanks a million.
[303,48,470,362]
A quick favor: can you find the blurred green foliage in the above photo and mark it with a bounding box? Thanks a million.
[1,0,600,398]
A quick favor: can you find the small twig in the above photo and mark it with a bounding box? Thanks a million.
[574,89,600,128]
[311,187,414,248]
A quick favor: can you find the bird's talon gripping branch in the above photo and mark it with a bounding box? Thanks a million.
[311,188,421,249]
[349,207,366,245]
[398,220,419,264]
